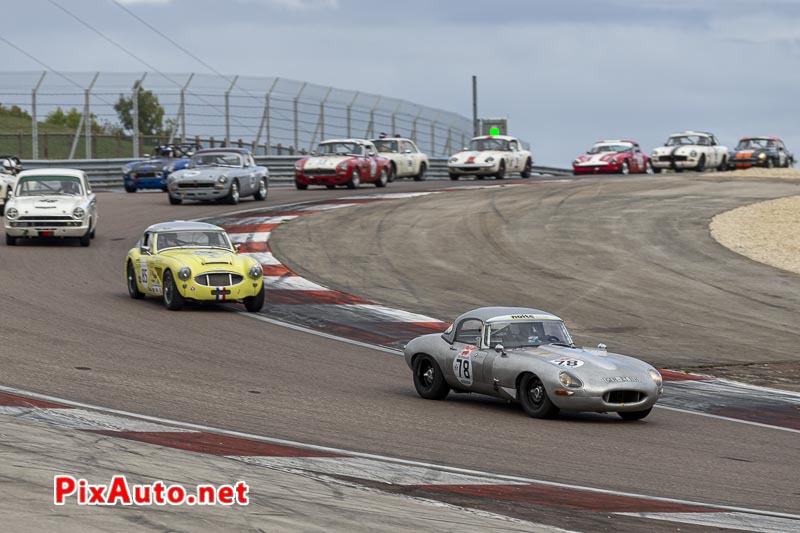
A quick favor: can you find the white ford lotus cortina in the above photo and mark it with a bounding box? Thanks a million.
[650,131,728,173]
[4,168,98,246]
[448,135,533,180]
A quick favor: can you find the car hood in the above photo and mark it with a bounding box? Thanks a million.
[171,168,232,181]
[515,344,654,378]
[302,155,352,170]
[450,151,502,164]
[652,145,701,156]
[574,152,626,165]
[158,248,251,270]
[8,195,84,215]
[127,159,167,172]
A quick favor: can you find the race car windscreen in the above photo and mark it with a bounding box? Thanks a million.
[372,140,399,153]
[665,135,709,146]
[156,231,234,252]
[736,139,771,150]
[487,320,573,349]
[589,144,631,153]
[15,176,83,196]
[469,138,510,151]
[315,142,364,156]
[191,153,243,168]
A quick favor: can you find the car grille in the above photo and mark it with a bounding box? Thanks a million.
[194,272,244,286]
[12,215,76,227]
[178,182,215,189]
[303,169,336,176]
[673,155,687,161]
[604,390,645,404]
[133,172,157,178]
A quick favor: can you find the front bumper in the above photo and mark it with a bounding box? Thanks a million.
[5,219,90,238]
[295,172,350,186]
[651,156,699,169]
[549,384,661,413]
[176,278,263,302]
[448,163,498,176]
[125,172,167,189]
[572,162,621,174]
[169,183,229,200]
[728,158,768,169]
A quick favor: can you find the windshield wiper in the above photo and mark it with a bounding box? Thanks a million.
[548,342,575,348]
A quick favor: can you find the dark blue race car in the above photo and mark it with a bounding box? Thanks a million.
[728,137,793,170]
[122,143,202,193]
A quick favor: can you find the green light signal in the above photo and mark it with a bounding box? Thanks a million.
[489,127,500,136]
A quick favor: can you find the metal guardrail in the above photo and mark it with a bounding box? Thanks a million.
[20,156,572,188]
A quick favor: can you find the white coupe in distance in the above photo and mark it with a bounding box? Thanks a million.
[370,137,429,181]
[4,168,98,246]
[448,135,533,180]
[650,131,728,173]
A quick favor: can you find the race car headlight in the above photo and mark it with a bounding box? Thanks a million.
[611,158,618,164]
[559,371,583,389]
[72,207,85,219]
[168,174,177,182]
[337,161,349,171]
[6,207,18,219]
[449,157,458,163]
[690,150,697,157]
[177,266,191,281]
[217,175,228,184]
[648,369,663,388]
[121,166,129,174]
[758,153,767,159]
[295,161,304,170]
[248,264,263,279]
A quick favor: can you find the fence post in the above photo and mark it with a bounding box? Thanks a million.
[31,71,46,159]
[390,101,401,137]
[411,109,422,142]
[84,72,99,159]
[132,72,147,158]
[445,128,452,155]
[255,78,279,155]
[346,91,359,138]
[224,75,239,147]
[293,82,307,152]
[367,96,382,138]
[177,73,194,144]
[43,131,49,158]
[17,130,23,155]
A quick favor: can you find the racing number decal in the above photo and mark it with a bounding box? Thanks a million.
[550,357,584,368]
[369,160,377,178]
[139,259,148,285]
[453,345,476,386]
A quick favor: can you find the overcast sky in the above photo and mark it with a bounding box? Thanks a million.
[3,0,800,165]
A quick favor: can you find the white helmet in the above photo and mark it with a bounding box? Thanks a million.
[1,159,14,173]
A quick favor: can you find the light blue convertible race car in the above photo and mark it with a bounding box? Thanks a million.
[167,148,269,205]
[404,307,663,420]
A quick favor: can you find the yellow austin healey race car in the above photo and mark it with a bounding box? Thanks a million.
[125,221,265,311]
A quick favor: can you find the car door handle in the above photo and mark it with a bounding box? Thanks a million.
[449,346,458,350]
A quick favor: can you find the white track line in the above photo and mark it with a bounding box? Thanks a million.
[0,384,797,522]
[616,512,800,533]
[656,405,800,434]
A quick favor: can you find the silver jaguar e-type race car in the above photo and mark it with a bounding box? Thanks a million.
[404,307,663,420]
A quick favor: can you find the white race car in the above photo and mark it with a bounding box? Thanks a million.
[370,137,429,181]
[448,135,533,180]
[4,168,98,246]
[650,131,728,173]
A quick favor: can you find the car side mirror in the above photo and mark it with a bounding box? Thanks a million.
[495,344,506,356]
[367,151,375,157]
[234,243,241,252]
[597,343,607,351]
[404,149,412,154]
[462,146,468,151]
[140,245,151,255]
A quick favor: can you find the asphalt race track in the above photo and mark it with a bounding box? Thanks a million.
[1,175,799,532]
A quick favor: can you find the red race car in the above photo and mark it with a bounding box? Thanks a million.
[294,139,392,190]
[572,140,653,175]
